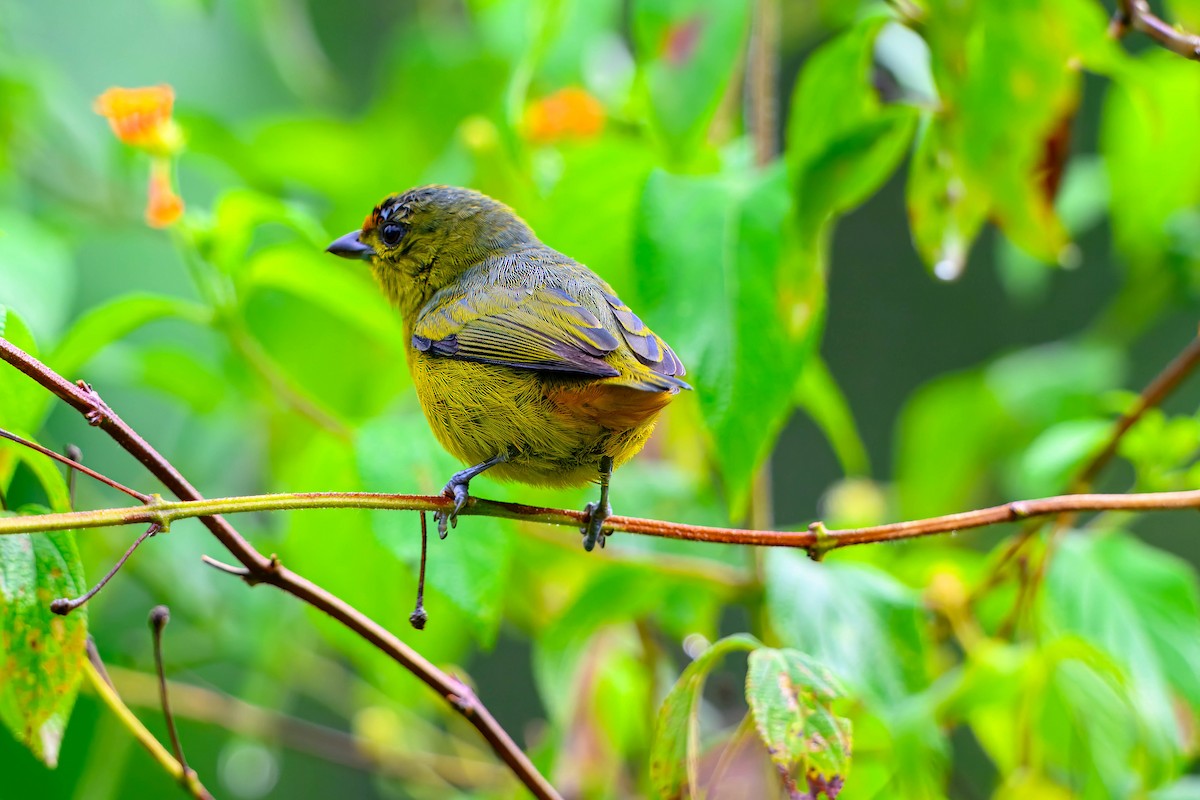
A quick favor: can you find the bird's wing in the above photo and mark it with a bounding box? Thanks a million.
[412,277,688,390]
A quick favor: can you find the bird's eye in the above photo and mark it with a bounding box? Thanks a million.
[380,223,406,247]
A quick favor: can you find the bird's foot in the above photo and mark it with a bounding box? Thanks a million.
[580,500,612,552]
[433,451,513,539]
[435,479,470,539]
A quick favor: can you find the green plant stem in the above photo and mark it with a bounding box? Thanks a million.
[83,650,214,800]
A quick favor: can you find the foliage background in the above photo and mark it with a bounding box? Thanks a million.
[3,0,1200,798]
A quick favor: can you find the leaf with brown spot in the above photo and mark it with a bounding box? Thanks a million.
[0,526,87,767]
[746,647,852,796]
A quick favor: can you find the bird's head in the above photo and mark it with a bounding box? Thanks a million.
[327,185,537,315]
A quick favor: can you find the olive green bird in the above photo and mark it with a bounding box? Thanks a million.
[327,185,689,550]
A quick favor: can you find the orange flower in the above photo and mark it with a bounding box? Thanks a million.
[94,85,183,155]
[145,160,184,228]
[525,87,605,144]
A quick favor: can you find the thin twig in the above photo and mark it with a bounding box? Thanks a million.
[84,641,214,800]
[150,606,189,774]
[86,636,115,689]
[410,511,429,630]
[51,523,160,615]
[200,554,252,578]
[972,328,1200,606]
[0,336,562,800]
[745,0,778,539]
[1075,330,1200,489]
[66,444,82,508]
[746,0,779,168]
[0,427,151,502]
[1111,0,1200,60]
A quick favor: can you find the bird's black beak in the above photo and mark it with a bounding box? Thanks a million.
[326,230,375,261]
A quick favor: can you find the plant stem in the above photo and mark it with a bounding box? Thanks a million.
[7,486,1200,551]
[0,336,563,800]
[83,646,214,800]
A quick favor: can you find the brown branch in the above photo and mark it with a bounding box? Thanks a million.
[10,474,1200,555]
[0,428,150,502]
[1111,0,1200,60]
[746,0,779,168]
[970,328,1200,609]
[0,336,562,800]
[1075,329,1200,488]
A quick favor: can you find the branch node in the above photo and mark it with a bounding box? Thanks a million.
[805,521,832,562]
[1009,501,1031,519]
[77,381,111,427]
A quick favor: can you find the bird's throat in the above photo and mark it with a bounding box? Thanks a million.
[371,261,433,322]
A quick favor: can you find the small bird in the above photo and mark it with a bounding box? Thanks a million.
[327,185,689,550]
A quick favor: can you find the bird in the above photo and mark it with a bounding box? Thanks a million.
[327,185,689,550]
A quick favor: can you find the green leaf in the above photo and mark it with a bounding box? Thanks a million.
[746,647,852,789]
[985,341,1123,427]
[795,355,870,477]
[894,369,1009,519]
[906,118,989,279]
[0,208,75,345]
[1038,638,1177,795]
[49,293,209,379]
[355,412,512,647]
[951,637,1176,794]
[632,0,749,155]
[650,633,759,800]
[534,563,730,725]
[0,308,48,435]
[1045,531,1200,725]
[1102,53,1200,273]
[912,0,1118,272]
[241,243,407,348]
[1009,417,1109,498]
[133,345,227,414]
[1120,409,1200,491]
[1153,776,1200,800]
[1166,0,1200,30]
[202,188,330,274]
[0,530,87,767]
[764,551,930,707]
[530,135,658,298]
[787,17,918,237]
[635,166,822,516]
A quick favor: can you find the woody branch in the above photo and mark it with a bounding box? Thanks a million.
[0,336,562,800]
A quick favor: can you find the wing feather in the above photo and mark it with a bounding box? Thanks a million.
[412,258,689,391]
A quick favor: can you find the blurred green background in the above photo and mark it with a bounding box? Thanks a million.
[4,0,1200,798]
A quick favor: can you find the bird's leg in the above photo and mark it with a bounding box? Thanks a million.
[436,450,510,539]
[581,455,614,552]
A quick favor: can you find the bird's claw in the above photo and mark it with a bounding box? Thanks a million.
[435,480,470,539]
[580,500,612,552]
